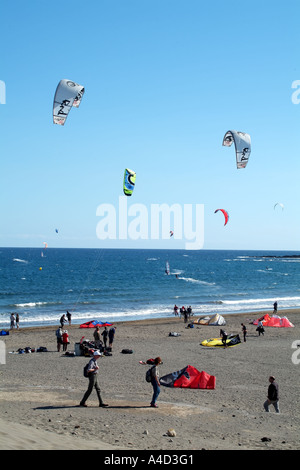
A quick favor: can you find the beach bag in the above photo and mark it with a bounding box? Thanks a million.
[121,349,133,354]
[83,363,91,378]
[146,366,154,383]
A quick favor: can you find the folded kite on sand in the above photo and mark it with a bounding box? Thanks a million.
[160,365,215,389]
[79,320,113,328]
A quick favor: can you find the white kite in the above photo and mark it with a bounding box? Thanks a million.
[53,79,85,125]
[274,203,284,211]
[222,130,251,169]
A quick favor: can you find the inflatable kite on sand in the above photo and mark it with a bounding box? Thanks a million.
[201,334,241,348]
[253,314,294,328]
[80,320,113,328]
[160,365,216,389]
[193,313,226,326]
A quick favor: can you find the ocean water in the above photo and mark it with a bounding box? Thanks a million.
[0,247,300,328]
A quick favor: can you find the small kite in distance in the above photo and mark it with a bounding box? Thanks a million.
[123,168,136,196]
[274,203,284,211]
[214,209,229,226]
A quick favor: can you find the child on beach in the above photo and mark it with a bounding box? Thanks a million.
[62,330,70,352]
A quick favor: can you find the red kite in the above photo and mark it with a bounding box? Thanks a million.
[160,365,215,389]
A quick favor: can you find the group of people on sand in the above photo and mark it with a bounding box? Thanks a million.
[173,304,193,322]
[93,325,116,350]
[80,351,162,409]
[80,348,280,413]
[56,326,70,352]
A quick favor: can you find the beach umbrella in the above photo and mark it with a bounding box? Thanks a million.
[79,320,113,328]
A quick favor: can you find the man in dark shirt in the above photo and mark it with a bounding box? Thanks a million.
[264,376,279,413]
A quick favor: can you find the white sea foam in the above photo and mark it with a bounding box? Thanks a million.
[179,277,216,286]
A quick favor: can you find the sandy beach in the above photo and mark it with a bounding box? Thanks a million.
[0,310,299,451]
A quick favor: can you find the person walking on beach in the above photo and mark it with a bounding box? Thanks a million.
[241,323,247,342]
[150,357,162,408]
[108,327,116,350]
[16,313,20,330]
[264,376,279,413]
[101,327,108,349]
[80,350,108,408]
[56,326,63,352]
[273,301,278,314]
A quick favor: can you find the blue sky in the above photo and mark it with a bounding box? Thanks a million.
[1,0,300,250]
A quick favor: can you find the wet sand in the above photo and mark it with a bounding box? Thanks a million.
[0,310,299,450]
